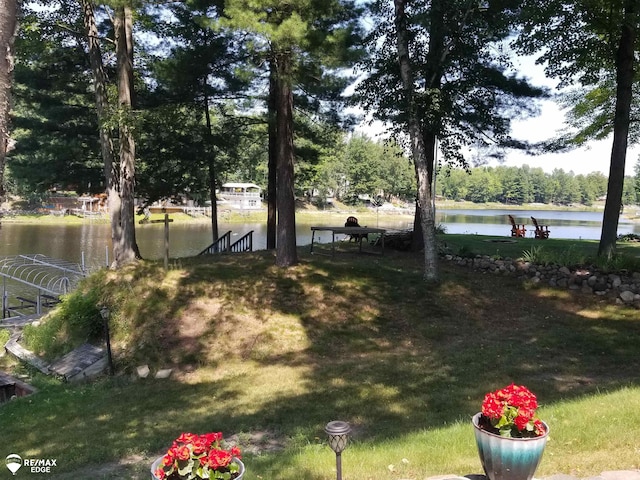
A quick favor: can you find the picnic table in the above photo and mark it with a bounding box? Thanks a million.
[310,226,386,256]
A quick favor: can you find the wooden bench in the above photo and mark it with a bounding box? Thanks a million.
[531,217,550,239]
[508,215,526,238]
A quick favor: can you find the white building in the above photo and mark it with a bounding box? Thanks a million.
[218,183,263,210]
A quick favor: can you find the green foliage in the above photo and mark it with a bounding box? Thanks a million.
[592,252,640,273]
[356,0,546,173]
[435,223,447,234]
[437,164,612,206]
[22,283,103,360]
[514,0,638,257]
[0,329,9,348]
[518,241,639,271]
[521,245,544,264]
[457,244,476,258]
[135,104,210,205]
[521,244,586,267]
[10,4,104,195]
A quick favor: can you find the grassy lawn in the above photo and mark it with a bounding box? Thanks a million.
[1,241,640,479]
[441,234,640,268]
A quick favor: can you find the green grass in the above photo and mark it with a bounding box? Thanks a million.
[2,243,640,479]
[441,234,640,269]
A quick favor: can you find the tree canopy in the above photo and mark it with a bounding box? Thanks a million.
[2,0,639,271]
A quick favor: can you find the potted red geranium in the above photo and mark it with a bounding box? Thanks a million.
[151,432,243,480]
[472,384,549,480]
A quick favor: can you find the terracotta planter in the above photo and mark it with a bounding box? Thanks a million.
[472,412,549,480]
[151,456,244,480]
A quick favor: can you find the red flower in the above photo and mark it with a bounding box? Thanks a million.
[156,432,241,479]
[230,445,242,460]
[176,432,198,445]
[161,451,175,467]
[174,445,191,461]
[191,437,208,455]
[480,384,545,438]
[533,419,546,436]
[207,448,233,470]
[202,432,222,446]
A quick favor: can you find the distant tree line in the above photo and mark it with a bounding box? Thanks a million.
[436,162,640,207]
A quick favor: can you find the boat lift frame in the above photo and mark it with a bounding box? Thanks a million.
[0,254,86,318]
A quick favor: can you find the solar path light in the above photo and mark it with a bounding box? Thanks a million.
[325,420,351,480]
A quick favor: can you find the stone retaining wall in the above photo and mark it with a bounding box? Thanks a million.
[443,254,640,308]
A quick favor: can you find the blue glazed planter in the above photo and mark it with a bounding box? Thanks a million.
[151,457,244,480]
[472,413,549,480]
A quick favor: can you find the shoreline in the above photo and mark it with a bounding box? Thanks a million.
[1,200,638,225]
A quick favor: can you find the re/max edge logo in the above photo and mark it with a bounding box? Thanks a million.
[6,454,59,475]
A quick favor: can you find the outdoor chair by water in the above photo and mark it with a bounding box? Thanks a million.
[508,215,526,238]
[531,217,550,239]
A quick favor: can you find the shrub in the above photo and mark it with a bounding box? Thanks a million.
[521,245,586,267]
[22,283,103,360]
[592,253,640,273]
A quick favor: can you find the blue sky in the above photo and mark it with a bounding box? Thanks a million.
[498,55,639,177]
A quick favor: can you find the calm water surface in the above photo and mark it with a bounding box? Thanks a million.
[0,209,638,270]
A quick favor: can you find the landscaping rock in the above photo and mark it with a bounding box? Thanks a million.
[620,290,636,303]
[136,365,150,378]
[441,253,640,308]
[559,266,571,276]
[155,368,173,379]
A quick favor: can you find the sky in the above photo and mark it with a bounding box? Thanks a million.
[355,55,639,178]
[501,55,639,177]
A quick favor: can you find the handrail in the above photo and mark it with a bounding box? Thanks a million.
[230,231,253,253]
[198,231,253,255]
[198,231,232,255]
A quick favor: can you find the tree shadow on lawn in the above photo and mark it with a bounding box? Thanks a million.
[6,248,640,478]
[164,248,640,442]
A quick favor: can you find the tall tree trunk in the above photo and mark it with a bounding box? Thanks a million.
[207,154,219,242]
[203,90,219,243]
[0,0,18,203]
[411,133,437,252]
[394,0,438,282]
[275,52,298,267]
[598,1,636,258]
[409,0,446,254]
[266,57,277,250]
[114,5,140,266]
[80,0,121,262]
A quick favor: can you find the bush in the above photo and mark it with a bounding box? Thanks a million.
[592,253,640,273]
[521,245,586,267]
[22,283,103,360]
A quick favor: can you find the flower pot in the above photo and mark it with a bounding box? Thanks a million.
[150,456,245,480]
[472,412,549,480]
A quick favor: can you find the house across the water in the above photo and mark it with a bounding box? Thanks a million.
[218,183,262,210]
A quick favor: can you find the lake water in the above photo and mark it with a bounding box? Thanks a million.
[0,209,638,270]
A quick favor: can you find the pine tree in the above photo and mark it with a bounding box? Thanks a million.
[0,0,18,201]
